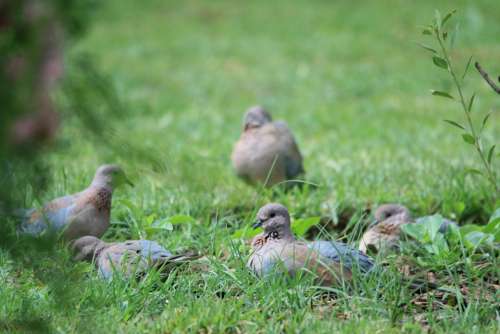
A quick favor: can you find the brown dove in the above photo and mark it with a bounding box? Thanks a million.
[359,204,457,254]
[71,236,199,280]
[18,164,133,240]
[231,106,304,187]
[247,203,374,286]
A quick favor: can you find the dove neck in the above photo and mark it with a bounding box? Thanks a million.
[282,232,296,242]
[265,229,295,243]
[93,241,108,257]
[90,177,114,192]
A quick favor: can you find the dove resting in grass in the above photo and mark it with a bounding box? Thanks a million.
[18,164,133,240]
[231,106,304,187]
[247,203,374,286]
[358,204,457,254]
[72,236,199,280]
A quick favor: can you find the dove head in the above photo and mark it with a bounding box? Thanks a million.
[243,106,272,130]
[253,203,294,241]
[92,164,134,189]
[374,204,411,224]
[71,236,107,261]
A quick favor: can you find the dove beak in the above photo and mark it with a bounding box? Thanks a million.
[252,219,263,229]
[369,219,379,228]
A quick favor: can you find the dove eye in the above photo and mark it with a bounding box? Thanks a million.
[270,231,279,239]
[269,213,276,218]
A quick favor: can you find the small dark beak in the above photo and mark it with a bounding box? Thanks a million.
[252,219,263,229]
[369,219,379,228]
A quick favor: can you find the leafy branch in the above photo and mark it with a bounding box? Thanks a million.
[419,9,499,202]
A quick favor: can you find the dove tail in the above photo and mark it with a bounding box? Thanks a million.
[406,277,454,294]
[154,252,202,270]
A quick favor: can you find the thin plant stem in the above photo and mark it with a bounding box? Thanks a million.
[435,30,499,198]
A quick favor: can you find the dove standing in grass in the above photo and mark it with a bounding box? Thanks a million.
[72,236,199,280]
[231,106,304,187]
[18,164,133,240]
[247,203,374,286]
[359,204,456,254]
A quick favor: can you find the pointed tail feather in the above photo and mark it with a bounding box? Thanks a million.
[153,252,202,271]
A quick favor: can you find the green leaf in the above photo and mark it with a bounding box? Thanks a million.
[153,218,174,230]
[460,224,483,237]
[145,214,157,226]
[435,9,442,31]
[484,208,500,242]
[168,214,196,225]
[488,208,500,224]
[430,90,454,99]
[462,133,475,145]
[422,27,433,35]
[403,215,449,255]
[443,119,465,130]
[417,42,437,53]
[487,145,495,164]
[445,222,462,246]
[442,31,448,40]
[454,201,466,215]
[401,223,425,241]
[468,93,476,112]
[415,215,444,241]
[464,168,482,176]
[432,55,448,69]
[291,216,321,237]
[432,233,449,254]
[144,225,173,238]
[441,9,457,27]
[144,218,174,238]
[462,56,473,80]
[464,231,494,250]
[481,111,491,131]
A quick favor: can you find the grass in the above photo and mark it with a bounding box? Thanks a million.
[1,0,499,332]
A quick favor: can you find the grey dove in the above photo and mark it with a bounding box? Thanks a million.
[18,164,133,240]
[247,203,374,286]
[231,106,304,187]
[72,236,199,280]
[359,204,457,254]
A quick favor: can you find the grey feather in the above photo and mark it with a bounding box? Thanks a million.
[308,240,374,273]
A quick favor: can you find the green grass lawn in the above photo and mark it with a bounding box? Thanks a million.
[1,0,499,332]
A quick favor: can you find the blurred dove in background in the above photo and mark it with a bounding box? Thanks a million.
[231,106,304,187]
[247,203,374,286]
[18,164,133,240]
[72,236,199,280]
[359,204,457,254]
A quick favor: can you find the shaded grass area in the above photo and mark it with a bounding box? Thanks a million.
[1,0,499,332]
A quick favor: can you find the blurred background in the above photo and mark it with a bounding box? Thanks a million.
[51,2,500,208]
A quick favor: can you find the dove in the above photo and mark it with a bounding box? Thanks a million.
[231,106,304,187]
[71,236,199,280]
[247,203,374,286]
[18,164,133,240]
[358,204,457,254]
